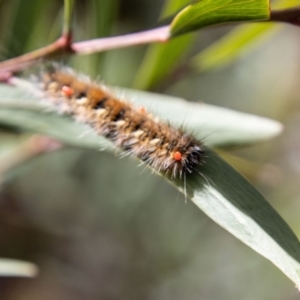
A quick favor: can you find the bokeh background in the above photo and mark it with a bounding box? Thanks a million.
[1,0,300,299]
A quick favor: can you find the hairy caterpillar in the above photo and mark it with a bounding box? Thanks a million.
[35,65,205,181]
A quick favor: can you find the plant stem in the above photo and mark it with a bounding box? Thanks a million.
[72,26,170,55]
[0,26,170,77]
[0,36,73,76]
[63,0,75,37]
[269,7,300,26]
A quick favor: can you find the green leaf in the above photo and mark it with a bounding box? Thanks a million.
[3,0,56,56]
[191,0,299,71]
[133,34,194,90]
[1,84,300,287]
[175,148,300,288]
[192,23,275,71]
[72,0,118,77]
[0,84,282,149]
[0,259,38,277]
[120,88,282,148]
[132,0,195,90]
[0,106,109,150]
[170,0,270,36]
[160,0,193,17]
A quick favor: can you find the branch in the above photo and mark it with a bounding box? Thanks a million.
[0,26,170,78]
[269,7,300,26]
[0,36,73,77]
[72,26,170,55]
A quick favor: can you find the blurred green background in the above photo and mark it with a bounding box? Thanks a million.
[1,0,300,299]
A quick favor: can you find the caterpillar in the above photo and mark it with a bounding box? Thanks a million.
[36,65,205,180]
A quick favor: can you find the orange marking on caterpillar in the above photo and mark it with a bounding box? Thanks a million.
[173,151,182,161]
[61,85,74,97]
[138,106,146,114]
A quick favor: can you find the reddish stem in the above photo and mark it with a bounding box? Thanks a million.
[0,34,73,76]
[72,26,170,55]
[0,26,170,78]
[270,7,300,26]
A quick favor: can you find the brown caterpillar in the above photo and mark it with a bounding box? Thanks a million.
[38,65,204,179]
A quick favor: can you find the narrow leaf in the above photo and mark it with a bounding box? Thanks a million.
[173,149,300,288]
[133,0,194,90]
[0,259,38,277]
[0,84,282,149]
[1,84,299,287]
[133,34,194,90]
[170,0,270,36]
[192,23,275,71]
[192,0,299,71]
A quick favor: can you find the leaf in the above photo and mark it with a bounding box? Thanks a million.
[1,83,300,287]
[0,84,282,149]
[133,34,194,90]
[172,148,300,288]
[192,23,275,71]
[3,0,58,56]
[0,106,109,150]
[133,0,194,90]
[72,0,118,76]
[125,88,283,148]
[0,259,38,277]
[191,0,299,71]
[170,0,270,36]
